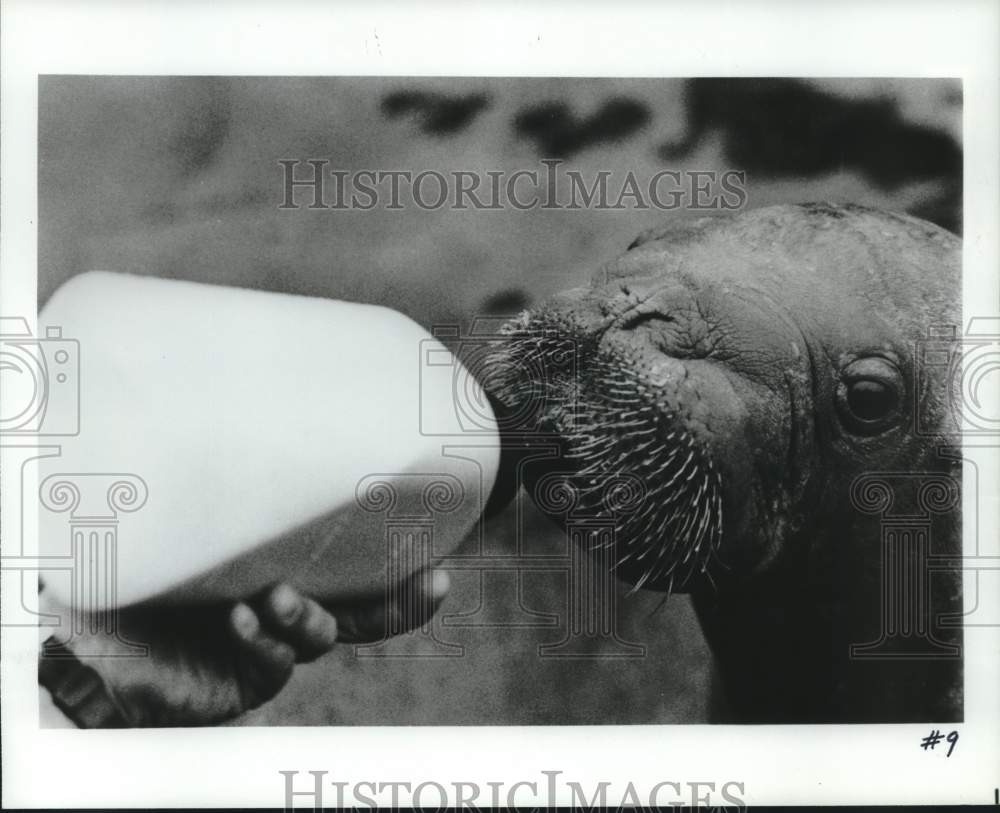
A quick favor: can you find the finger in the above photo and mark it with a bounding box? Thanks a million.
[254,583,339,663]
[229,602,296,706]
[331,568,450,644]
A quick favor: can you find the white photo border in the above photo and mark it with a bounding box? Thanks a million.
[2,0,998,807]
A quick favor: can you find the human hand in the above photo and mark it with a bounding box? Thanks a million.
[38,569,449,727]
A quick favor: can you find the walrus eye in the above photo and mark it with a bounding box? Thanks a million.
[836,357,904,434]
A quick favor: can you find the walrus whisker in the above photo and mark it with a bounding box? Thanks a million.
[488,316,729,597]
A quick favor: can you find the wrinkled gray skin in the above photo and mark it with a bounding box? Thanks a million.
[485,203,962,723]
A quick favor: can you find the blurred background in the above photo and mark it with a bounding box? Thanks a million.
[39,77,962,724]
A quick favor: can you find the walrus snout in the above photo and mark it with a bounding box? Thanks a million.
[485,300,762,592]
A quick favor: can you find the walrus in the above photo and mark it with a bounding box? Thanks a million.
[483,203,962,723]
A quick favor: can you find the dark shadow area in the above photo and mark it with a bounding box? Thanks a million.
[170,78,233,175]
[381,90,491,135]
[480,287,531,314]
[659,78,961,232]
[514,97,651,158]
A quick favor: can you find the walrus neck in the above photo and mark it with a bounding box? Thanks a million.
[691,508,963,724]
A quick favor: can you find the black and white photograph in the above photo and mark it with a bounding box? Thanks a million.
[2,1,998,809]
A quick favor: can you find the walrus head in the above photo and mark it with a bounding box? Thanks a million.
[485,203,959,590]
[483,203,962,721]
